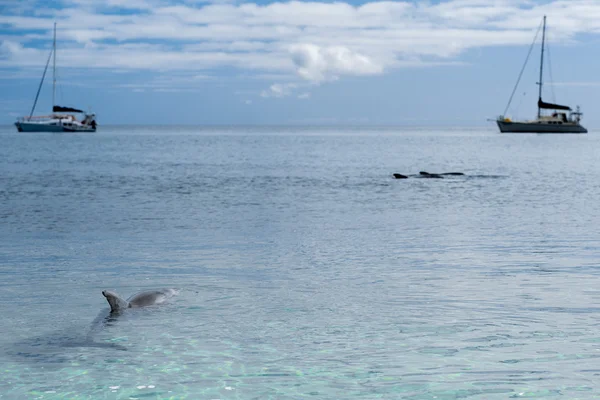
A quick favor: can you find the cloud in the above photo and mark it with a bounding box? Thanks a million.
[260,83,297,98]
[61,0,159,10]
[260,83,315,100]
[290,44,383,82]
[2,0,600,85]
[0,40,43,64]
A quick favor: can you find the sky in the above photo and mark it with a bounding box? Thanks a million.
[1,0,600,126]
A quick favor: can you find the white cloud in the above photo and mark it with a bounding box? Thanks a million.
[260,83,297,98]
[290,43,383,82]
[2,0,600,87]
[260,83,314,100]
[61,0,159,10]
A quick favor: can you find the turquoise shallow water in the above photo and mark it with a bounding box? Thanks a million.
[2,125,600,399]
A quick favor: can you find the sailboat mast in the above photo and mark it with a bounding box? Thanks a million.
[52,22,56,109]
[537,15,546,119]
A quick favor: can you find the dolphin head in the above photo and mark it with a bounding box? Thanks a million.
[102,290,129,313]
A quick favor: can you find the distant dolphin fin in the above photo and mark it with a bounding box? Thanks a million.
[419,171,443,178]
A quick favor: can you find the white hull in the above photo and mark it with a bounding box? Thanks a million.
[497,120,587,134]
[15,121,64,132]
[15,121,95,133]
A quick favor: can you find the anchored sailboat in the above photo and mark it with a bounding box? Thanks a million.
[497,16,586,134]
[15,23,97,133]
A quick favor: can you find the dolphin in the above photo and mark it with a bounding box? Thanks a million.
[392,171,465,179]
[102,289,178,313]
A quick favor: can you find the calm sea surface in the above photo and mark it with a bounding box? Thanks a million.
[1,125,600,399]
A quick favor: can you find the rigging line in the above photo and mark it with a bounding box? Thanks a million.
[546,37,557,104]
[29,47,54,118]
[502,20,543,116]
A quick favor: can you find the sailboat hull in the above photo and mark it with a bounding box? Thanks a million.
[497,120,587,134]
[15,121,67,132]
[15,121,95,133]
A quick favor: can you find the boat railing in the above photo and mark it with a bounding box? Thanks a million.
[16,115,56,122]
[17,114,81,122]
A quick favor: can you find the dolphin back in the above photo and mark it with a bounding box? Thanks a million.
[127,288,178,308]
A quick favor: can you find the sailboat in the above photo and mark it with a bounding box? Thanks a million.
[15,23,97,133]
[496,16,586,134]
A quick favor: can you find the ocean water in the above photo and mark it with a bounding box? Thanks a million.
[1,125,600,399]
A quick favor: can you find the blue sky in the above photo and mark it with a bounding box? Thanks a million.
[1,0,600,126]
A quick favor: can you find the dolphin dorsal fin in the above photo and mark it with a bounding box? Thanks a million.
[102,290,130,313]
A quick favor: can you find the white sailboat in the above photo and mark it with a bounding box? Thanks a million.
[496,16,586,134]
[15,23,97,133]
